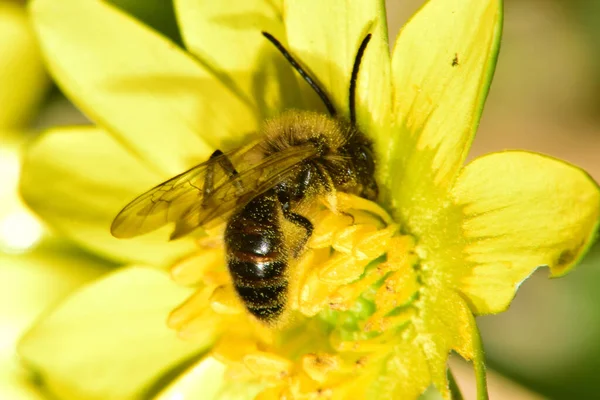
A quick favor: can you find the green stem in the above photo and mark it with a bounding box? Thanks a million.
[447,368,464,400]
[469,313,489,400]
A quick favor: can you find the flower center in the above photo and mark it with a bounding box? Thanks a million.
[167,193,421,397]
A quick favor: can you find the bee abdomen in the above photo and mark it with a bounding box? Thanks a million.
[225,193,288,322]
[228,257,287,322]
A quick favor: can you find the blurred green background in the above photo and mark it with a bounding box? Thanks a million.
[1,0,599,399]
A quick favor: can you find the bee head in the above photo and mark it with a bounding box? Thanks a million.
[340,132,378,201]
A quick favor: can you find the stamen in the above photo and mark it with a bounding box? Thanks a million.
[336,192,393,224]
[318,252,365,283]
[375,268,420,310]
[327,268,385,311]
[243,351,294,379]
[302,353,342,383]
[167,286,214,330]
[331,224,378,254]
[167,192,422,398]
[170,247,224,286]
[364,307,417,333]
[209,285,244,315]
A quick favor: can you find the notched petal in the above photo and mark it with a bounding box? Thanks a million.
[450,151,600,314]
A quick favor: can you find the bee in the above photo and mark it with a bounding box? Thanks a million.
[111,32,378,324]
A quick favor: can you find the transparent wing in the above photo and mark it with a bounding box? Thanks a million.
[111,142,317,239]
[170,144,318,239]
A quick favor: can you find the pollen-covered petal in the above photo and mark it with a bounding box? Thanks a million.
[20,126,196,265]
[284,0,392,144]
[30,0,258,176]
[0,2,48,130]
[387,0,502,230]
[450,151,600,314]
[18,267,211,400]
[174,0,303,118]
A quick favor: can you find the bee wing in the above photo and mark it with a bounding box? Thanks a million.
[111,143,317,240]
[111,145,252,238]
[169,143,318,239]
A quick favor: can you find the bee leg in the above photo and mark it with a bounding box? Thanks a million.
[340,210,355,224]
[203,150,242,206]
[283,211,313,257]
[294,162,332,200]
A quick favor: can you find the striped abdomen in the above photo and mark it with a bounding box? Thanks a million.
[224,192,288,323]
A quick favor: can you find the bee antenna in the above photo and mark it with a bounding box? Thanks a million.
[349,34,372,125]
[261,31,337,117]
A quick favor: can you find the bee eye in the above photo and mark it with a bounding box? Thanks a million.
[357,145,375,174]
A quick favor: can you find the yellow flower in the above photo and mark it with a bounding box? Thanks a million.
[18,0,600,399]
[0,4,100,398]
[0,0,49,253]
[0,0,48,131]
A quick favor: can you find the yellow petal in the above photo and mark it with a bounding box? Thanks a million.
[413,288,476,399]
[366,338,431,399]
[0,2,48,130]
[18,267,208,400]
[387,0,502,231]
[156,356,264,400]
[174,0,303,118]
[450,151,600,314]
[107,0,183,44]
[0,239,110,400]
[30,0,258,176]
[20,126,196,265]
[283,0,391,144]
